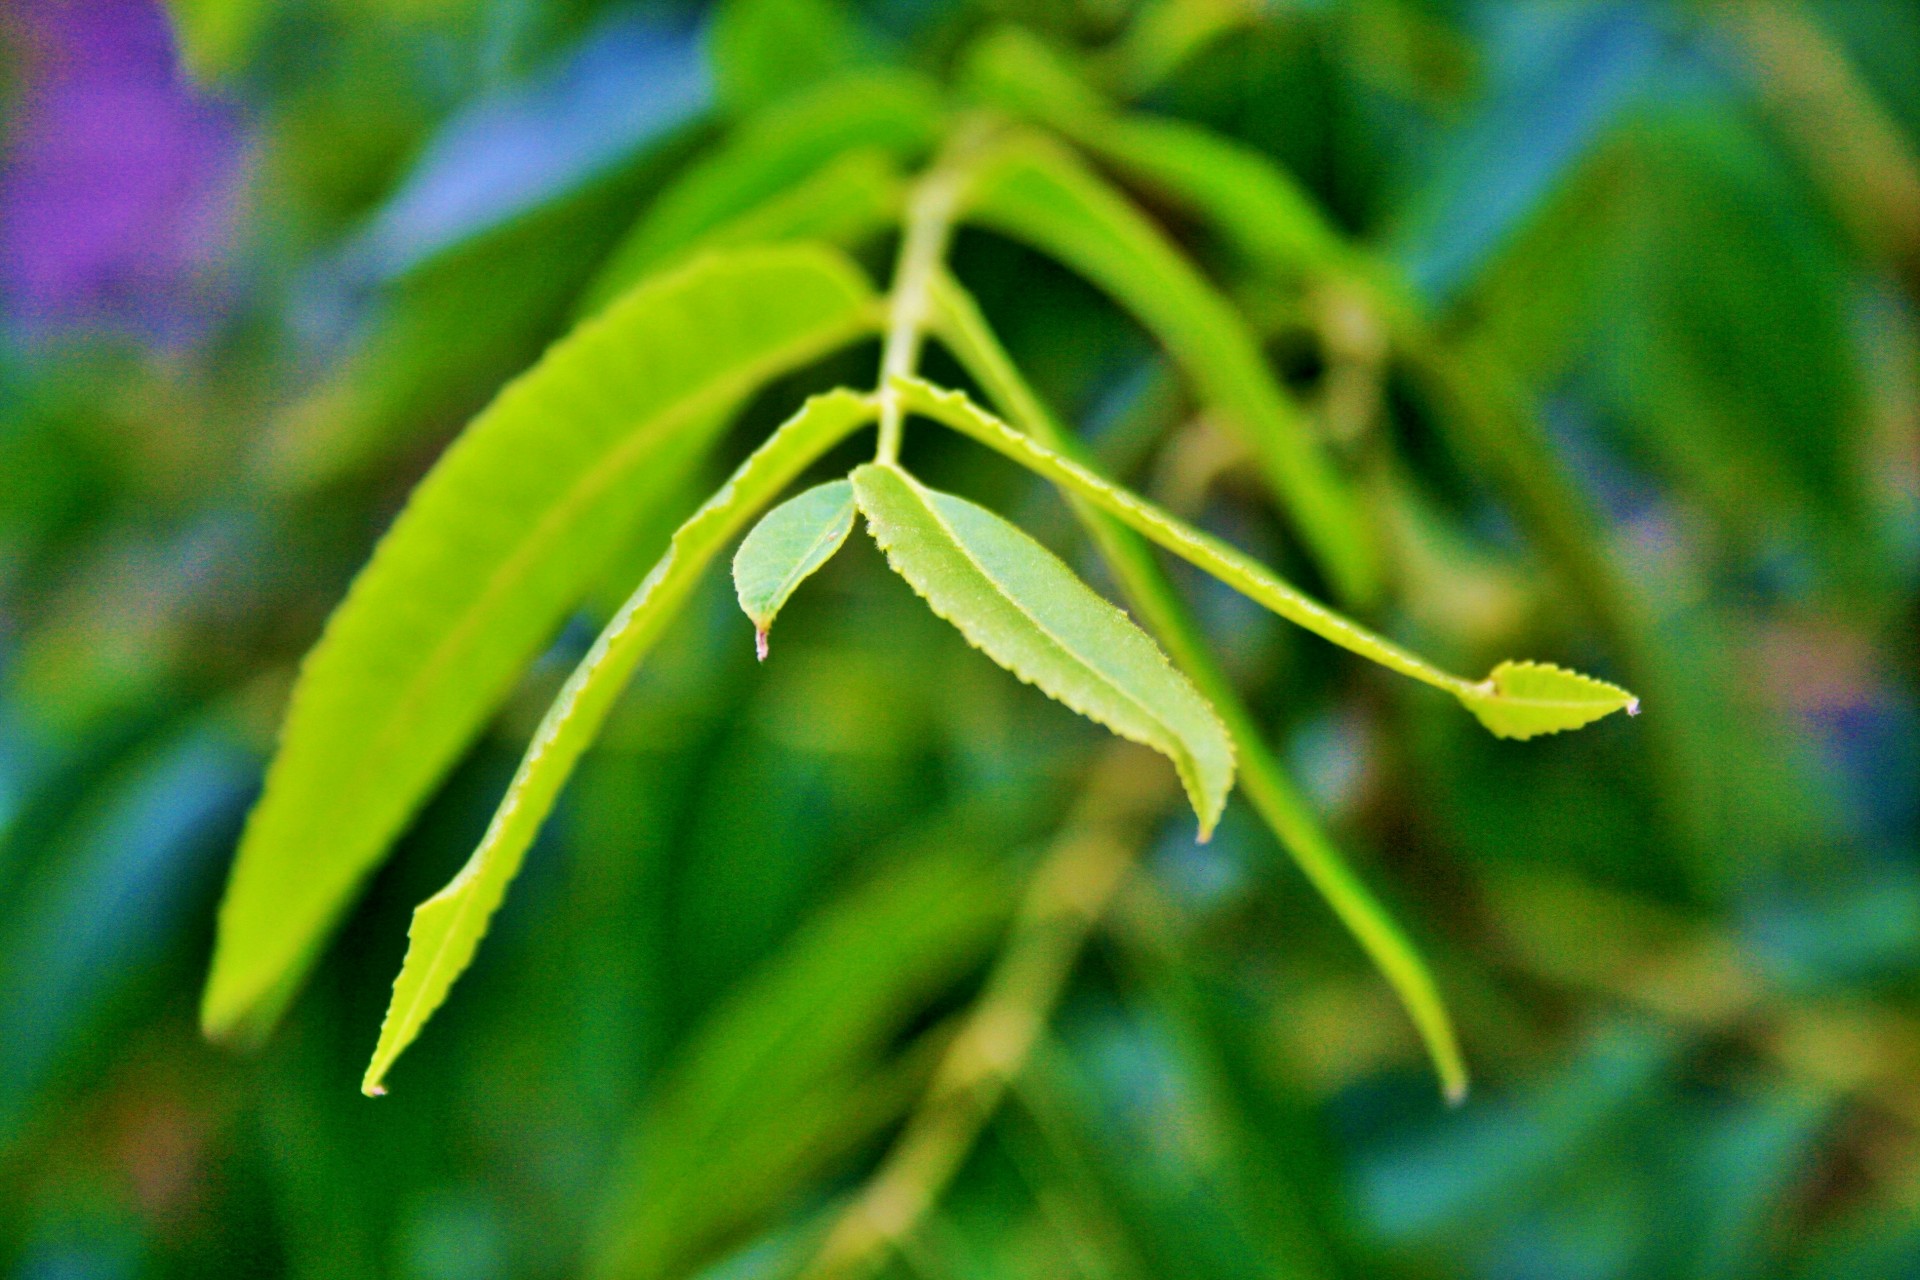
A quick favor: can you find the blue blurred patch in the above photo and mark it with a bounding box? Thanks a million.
[339,14,711,283]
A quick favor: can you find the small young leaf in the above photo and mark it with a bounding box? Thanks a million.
[732,479,857,659]
[850,462,1233,837]
[361,390,876,1097]
[201,245,878,1048]
[1460,661,1640,740]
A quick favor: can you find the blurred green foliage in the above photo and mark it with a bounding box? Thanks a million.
[2,0,1918,1277]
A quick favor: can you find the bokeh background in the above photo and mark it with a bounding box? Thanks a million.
[2,0,1918,1276]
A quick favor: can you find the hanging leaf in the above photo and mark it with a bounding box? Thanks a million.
[732,479,857,659]
[850,462,1234,838]
[1458,661,1640,741]
[362,389,876,1096]
[890,376,1639,748]
[201,246,878,1047]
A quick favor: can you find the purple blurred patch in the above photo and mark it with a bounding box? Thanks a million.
[0,0,246,341]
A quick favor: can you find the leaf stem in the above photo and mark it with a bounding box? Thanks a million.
[803,750,1169,1279]
[874,166,970,464]
[893,373,1483,701]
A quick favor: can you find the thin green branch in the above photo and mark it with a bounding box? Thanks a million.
[874,164,970,463]
[891,371,1482,699]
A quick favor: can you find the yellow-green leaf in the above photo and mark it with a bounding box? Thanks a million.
[362,390,877,1096]
[732,478,857,658]
[851,462,1233,838]
[1460,661,1641,741]
[201,246,877,1047]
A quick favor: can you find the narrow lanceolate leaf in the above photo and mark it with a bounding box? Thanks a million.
[595,149,902,299]
[362,390,875,1096]
[588,830,1019,1280]
[202,246,877,1047]
[850,462,1233,838]
[964,133,1380,605]
[583,69,943,311]
[1459,661,1640,740]
[732,479,857,659]
[891,376,1639,744]
[962,27,1352,276]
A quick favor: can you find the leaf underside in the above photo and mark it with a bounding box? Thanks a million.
[1462,660,1640,740]
[201,245,877,1046]
[732,478,858,658]
[362,389,877,1096]
[850,462,1234,837]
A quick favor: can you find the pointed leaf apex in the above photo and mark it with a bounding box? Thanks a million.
[732,478,858,654]
[1461,660,1638,740]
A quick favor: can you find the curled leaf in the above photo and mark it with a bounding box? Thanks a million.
[732,478,857,659]
[1460,660,1640,740]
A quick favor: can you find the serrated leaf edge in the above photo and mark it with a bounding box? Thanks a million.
[853,463,1232,837]
[1466,660,1640,741]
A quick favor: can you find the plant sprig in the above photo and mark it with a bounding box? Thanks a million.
[200,34,1641,1106]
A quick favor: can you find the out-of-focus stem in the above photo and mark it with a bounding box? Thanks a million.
[802,750,1169,1280]
[1717,0,1920,285]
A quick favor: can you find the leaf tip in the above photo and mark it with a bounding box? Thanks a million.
[755,627,770,662]
[1444,1075,1470,1108]
[364,1081,388,1098]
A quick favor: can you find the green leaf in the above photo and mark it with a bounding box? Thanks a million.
[964,133,1380,604]
[732,479,857,659]
[586,823,1020,1280]
[361,389,876,1096]
[850,462,1234,838]
[890,375,1640,747]
[583,69,942,310]
[582,149,905,315]
[1458,661,1640,741]
[162,0,268,81]
[708,0,880,114]
[201,246,878,1047]
[963,26,1352,277]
